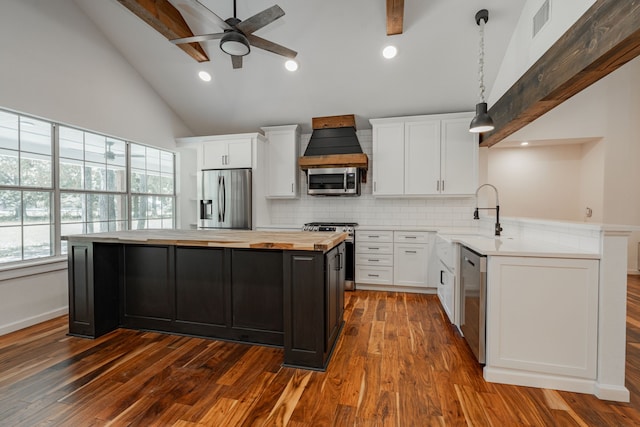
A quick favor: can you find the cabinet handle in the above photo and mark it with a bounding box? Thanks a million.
[405,250,417,254]
[374,182,377,192]
[368,247,380,250]
[437,180,440,191]
[368,274,380,277]
[442,180,445,191]
[405,236,417,239]
[368,259,380,262]
[440,270,444,285]
[291,183,294,192]
[368,235,380,238]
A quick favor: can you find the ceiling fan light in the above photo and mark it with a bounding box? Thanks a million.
[220,32,250,56]
[198,71,212,82]
[469,102,495,133]
[285,59,298,71]
[382,45,397,59]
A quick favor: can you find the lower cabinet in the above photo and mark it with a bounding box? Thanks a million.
[284,242,345,370]
[355,230,394,286]
[68,243,120,338]
[393,231,433,288]
[67,239,344,370]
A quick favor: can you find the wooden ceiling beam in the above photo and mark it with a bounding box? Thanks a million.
[386,0,404,35]
[117,0,209,63]
[480,0,640,147]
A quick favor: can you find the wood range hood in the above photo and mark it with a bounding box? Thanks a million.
[298,115,369,182]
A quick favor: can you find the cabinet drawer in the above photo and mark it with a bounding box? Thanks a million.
[356,242,394,254]
[357,230,393,242]
[356,253,393,266]
[394,231,432,243]
[356,266,393,285]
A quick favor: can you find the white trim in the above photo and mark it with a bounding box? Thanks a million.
[0,306,68,336]
[0,257,67,282]
[355,283,436,294]
[594,383,631,402]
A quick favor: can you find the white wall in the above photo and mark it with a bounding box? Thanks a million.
[490,56,640,272]
[487,144,583,221]
[489,0,595,105]
[0,0,194,335]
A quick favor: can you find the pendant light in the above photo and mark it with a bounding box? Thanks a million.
[469,9,495,133]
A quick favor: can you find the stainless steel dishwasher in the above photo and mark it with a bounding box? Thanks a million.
[460,245,487,364]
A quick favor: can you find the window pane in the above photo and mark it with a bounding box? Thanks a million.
[87,194,108,222]
[0,148,18,186]
[20,152,51,187]
[0,190,21,225]
[161,196,173,217]
[61,193,84,223]
[161,173,174,195]
[108,194,127,222]
[160,152,174,174]
[59,126,84,160]
[85,133,106,163]
[131,218,146,230]
[23,191,51,224]
[106,165,126,192]
[148,219,162,228]
[23,224,52,259]
[130,144,146,169]
[146,147,160,172]
[0,226,21,262]
[20,118,51,155]
[60,159,84,189]
[61,223,85,242]
[131,169,146,193]
[0,111,18,150]
[86,221,110,234]
[85,162,106,191]
[106,138,126,167]
[146,172,161,194]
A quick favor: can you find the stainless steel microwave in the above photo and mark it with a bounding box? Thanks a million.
[307,167,361,196]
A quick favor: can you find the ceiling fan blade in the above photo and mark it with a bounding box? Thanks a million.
[231,55,243,69]
[172,0,232,31]
[236,5,285,35]
[171,32,225,45]
[246,34,297,59]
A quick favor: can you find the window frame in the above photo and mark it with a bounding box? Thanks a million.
[0,108,177,267]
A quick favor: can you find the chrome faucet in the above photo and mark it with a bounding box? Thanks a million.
[473,184,503,236]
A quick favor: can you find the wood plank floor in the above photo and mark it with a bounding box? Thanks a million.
[2,276,640,426]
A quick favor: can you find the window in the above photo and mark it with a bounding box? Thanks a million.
[0,111,53,262]
[59,127,128,252]
[130,143,175,230]
[0,108,176,266]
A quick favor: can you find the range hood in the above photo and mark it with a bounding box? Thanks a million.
[298,114,369,180]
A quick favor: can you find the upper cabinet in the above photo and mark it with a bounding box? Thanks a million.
[202,137,252,170]
[261,125,300,199]
[176,133,265,171]
[370,113,478,196]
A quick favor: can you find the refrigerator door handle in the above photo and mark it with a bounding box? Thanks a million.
[217,175,223,222]
[221,176,227,222]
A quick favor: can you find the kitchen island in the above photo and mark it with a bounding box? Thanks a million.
[66,230,347,370]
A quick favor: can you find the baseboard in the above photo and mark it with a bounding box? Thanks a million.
[0,306,68,337]
[628,270,640,275]
[355,283,436,294]
[594,383,630,402]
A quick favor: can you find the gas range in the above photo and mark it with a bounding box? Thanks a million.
[302,222,357,290]
[301,222,358,236]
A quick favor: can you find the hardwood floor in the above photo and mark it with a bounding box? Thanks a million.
[2,276,640,426]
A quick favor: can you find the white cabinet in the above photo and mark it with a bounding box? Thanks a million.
[202,137,252,169]
[370,113,478,196]
[485,256,599,380]
[371,122,404,195]
[393,231,433,288]
[356,231,394,286]
[261,125,300,198]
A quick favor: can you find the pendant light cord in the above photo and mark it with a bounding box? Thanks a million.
[478,18,486,103]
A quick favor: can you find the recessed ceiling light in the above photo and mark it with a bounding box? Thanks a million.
[382,45,397,59]
[520,141,529,146]
[285,60,298,72]
[198,71,212,82]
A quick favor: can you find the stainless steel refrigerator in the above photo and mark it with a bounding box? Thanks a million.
[199,168,252,229]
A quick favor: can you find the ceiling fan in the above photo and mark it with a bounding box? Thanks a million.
[171,0,297,69]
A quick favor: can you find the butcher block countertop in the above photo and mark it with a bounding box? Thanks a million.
[65,229,347,252]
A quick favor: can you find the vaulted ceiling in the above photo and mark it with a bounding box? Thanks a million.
[74,0,526,136]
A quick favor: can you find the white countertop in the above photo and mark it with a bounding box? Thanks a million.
[442,234,600,259]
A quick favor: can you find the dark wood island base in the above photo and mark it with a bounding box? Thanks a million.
[66,230,346,371]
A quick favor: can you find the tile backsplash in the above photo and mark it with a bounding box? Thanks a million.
[268,130,478,228]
